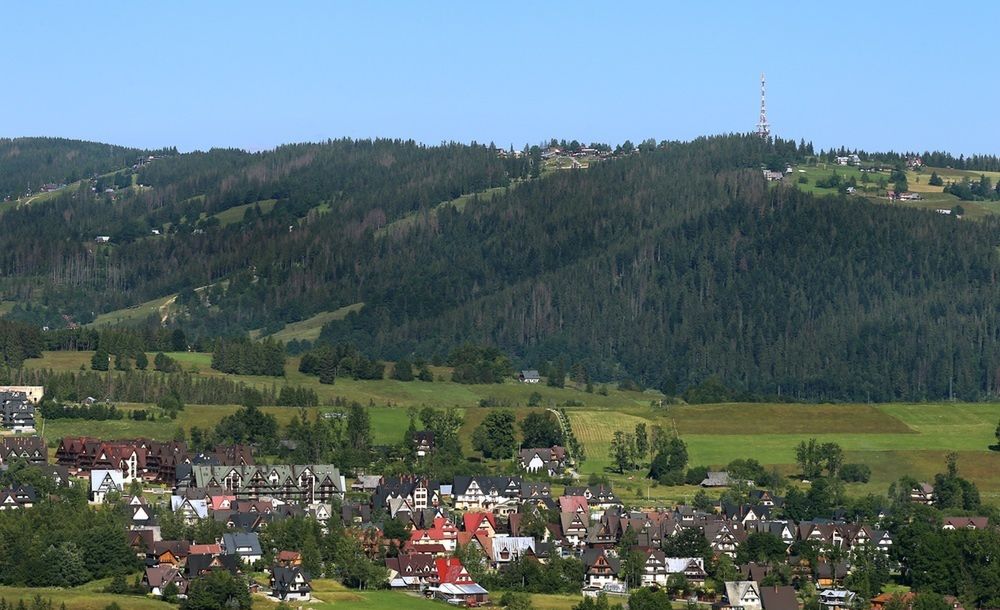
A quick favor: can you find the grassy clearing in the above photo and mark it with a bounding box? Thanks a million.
[212,199,277,226]
[24,350,1000,503]
[567,401,1000,503]
[87,294,177,328]
[251,579,443,609]
[791,164,1000,219]
[0,585,171,610]
[25,350,656,411]
[377,184,513,238]
[251,302,365,342]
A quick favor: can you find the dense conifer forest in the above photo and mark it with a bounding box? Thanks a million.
[2,134,1000,400]
[0,137,172,200]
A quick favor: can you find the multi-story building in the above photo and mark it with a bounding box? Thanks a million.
[181,465,346,504]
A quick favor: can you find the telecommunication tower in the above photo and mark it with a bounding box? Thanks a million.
[756,73,770,139]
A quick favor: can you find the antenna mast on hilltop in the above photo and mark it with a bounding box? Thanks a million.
[756,72,770,139]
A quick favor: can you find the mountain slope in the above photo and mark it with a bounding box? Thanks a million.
[3,134,1000,400]
[0,137,168,200]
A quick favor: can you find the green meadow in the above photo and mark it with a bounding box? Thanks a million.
[23,350,1000,506]
[791,163,1000,219]
[250,302,365,343]
[566,402,1000,505]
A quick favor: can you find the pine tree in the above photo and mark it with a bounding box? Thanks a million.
[91,347,110,371]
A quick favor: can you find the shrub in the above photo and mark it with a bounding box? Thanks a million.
[839,463,871,483]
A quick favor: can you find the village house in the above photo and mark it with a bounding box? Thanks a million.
[560,511,590,548]
[386,554,438,590]
[582,548,622,590]
[90,469,124,504]
[564,485,622,511]
[0,436,47,465]
[270,565,312,602]
[0,386,43,404]
[723,581,763,610]
[452,476,522,513]
[760,585,800,610]
[373,476,443,517]
[408,515,460,553]
[432,557,489,607]
[413,431,435,457]
[0,485,36,510]
[639,549,706,587]
[942,516,989,530]
[181,464,346,504]
[910,483,934,505]
[149,540,191,567]
[0,391,36,433]
[171,496,209,523]
[489,535,535,567]
[221,532,263,565]
[518,446,567,475]
[819,589,857,610]
[518,370,540,383]
[143,565,188,597]
[705,521,747,558]
[276,551,302,567]
[701,471,733,487]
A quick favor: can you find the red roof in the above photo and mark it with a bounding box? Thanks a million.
[463,512,497,533]
[435,557,474,585]
[410,516,458,543]
[559,496,589,513]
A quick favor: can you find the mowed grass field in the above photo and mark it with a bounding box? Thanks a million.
[567,402,1000,505]
[252,579,444,609]
[0,585,172,610]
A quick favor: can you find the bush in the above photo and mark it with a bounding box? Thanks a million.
[839,463,871,483]
[685,465,709,485]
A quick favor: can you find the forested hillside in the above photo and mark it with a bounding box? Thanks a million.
[2,134,1000,400]
[0,137,168,200]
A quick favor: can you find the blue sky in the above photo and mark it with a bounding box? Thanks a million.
[2,2,997,154]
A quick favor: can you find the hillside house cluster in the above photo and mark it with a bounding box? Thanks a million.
[128,488,319,601]
[5,429,992,610]
[57,436,253,490]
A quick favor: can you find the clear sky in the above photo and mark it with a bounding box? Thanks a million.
[2,1,997,155]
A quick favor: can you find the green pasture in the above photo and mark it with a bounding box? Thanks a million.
[24,351,656,411]
[212,198,277,226]
[377,184,512,238]
[251,302,365,342]
[0,584,171,610]
[566,401,1000,503]
[22,349,1000,504]
[791,163,1000,219]
[87,294,177,328]
[251,579,444,609]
